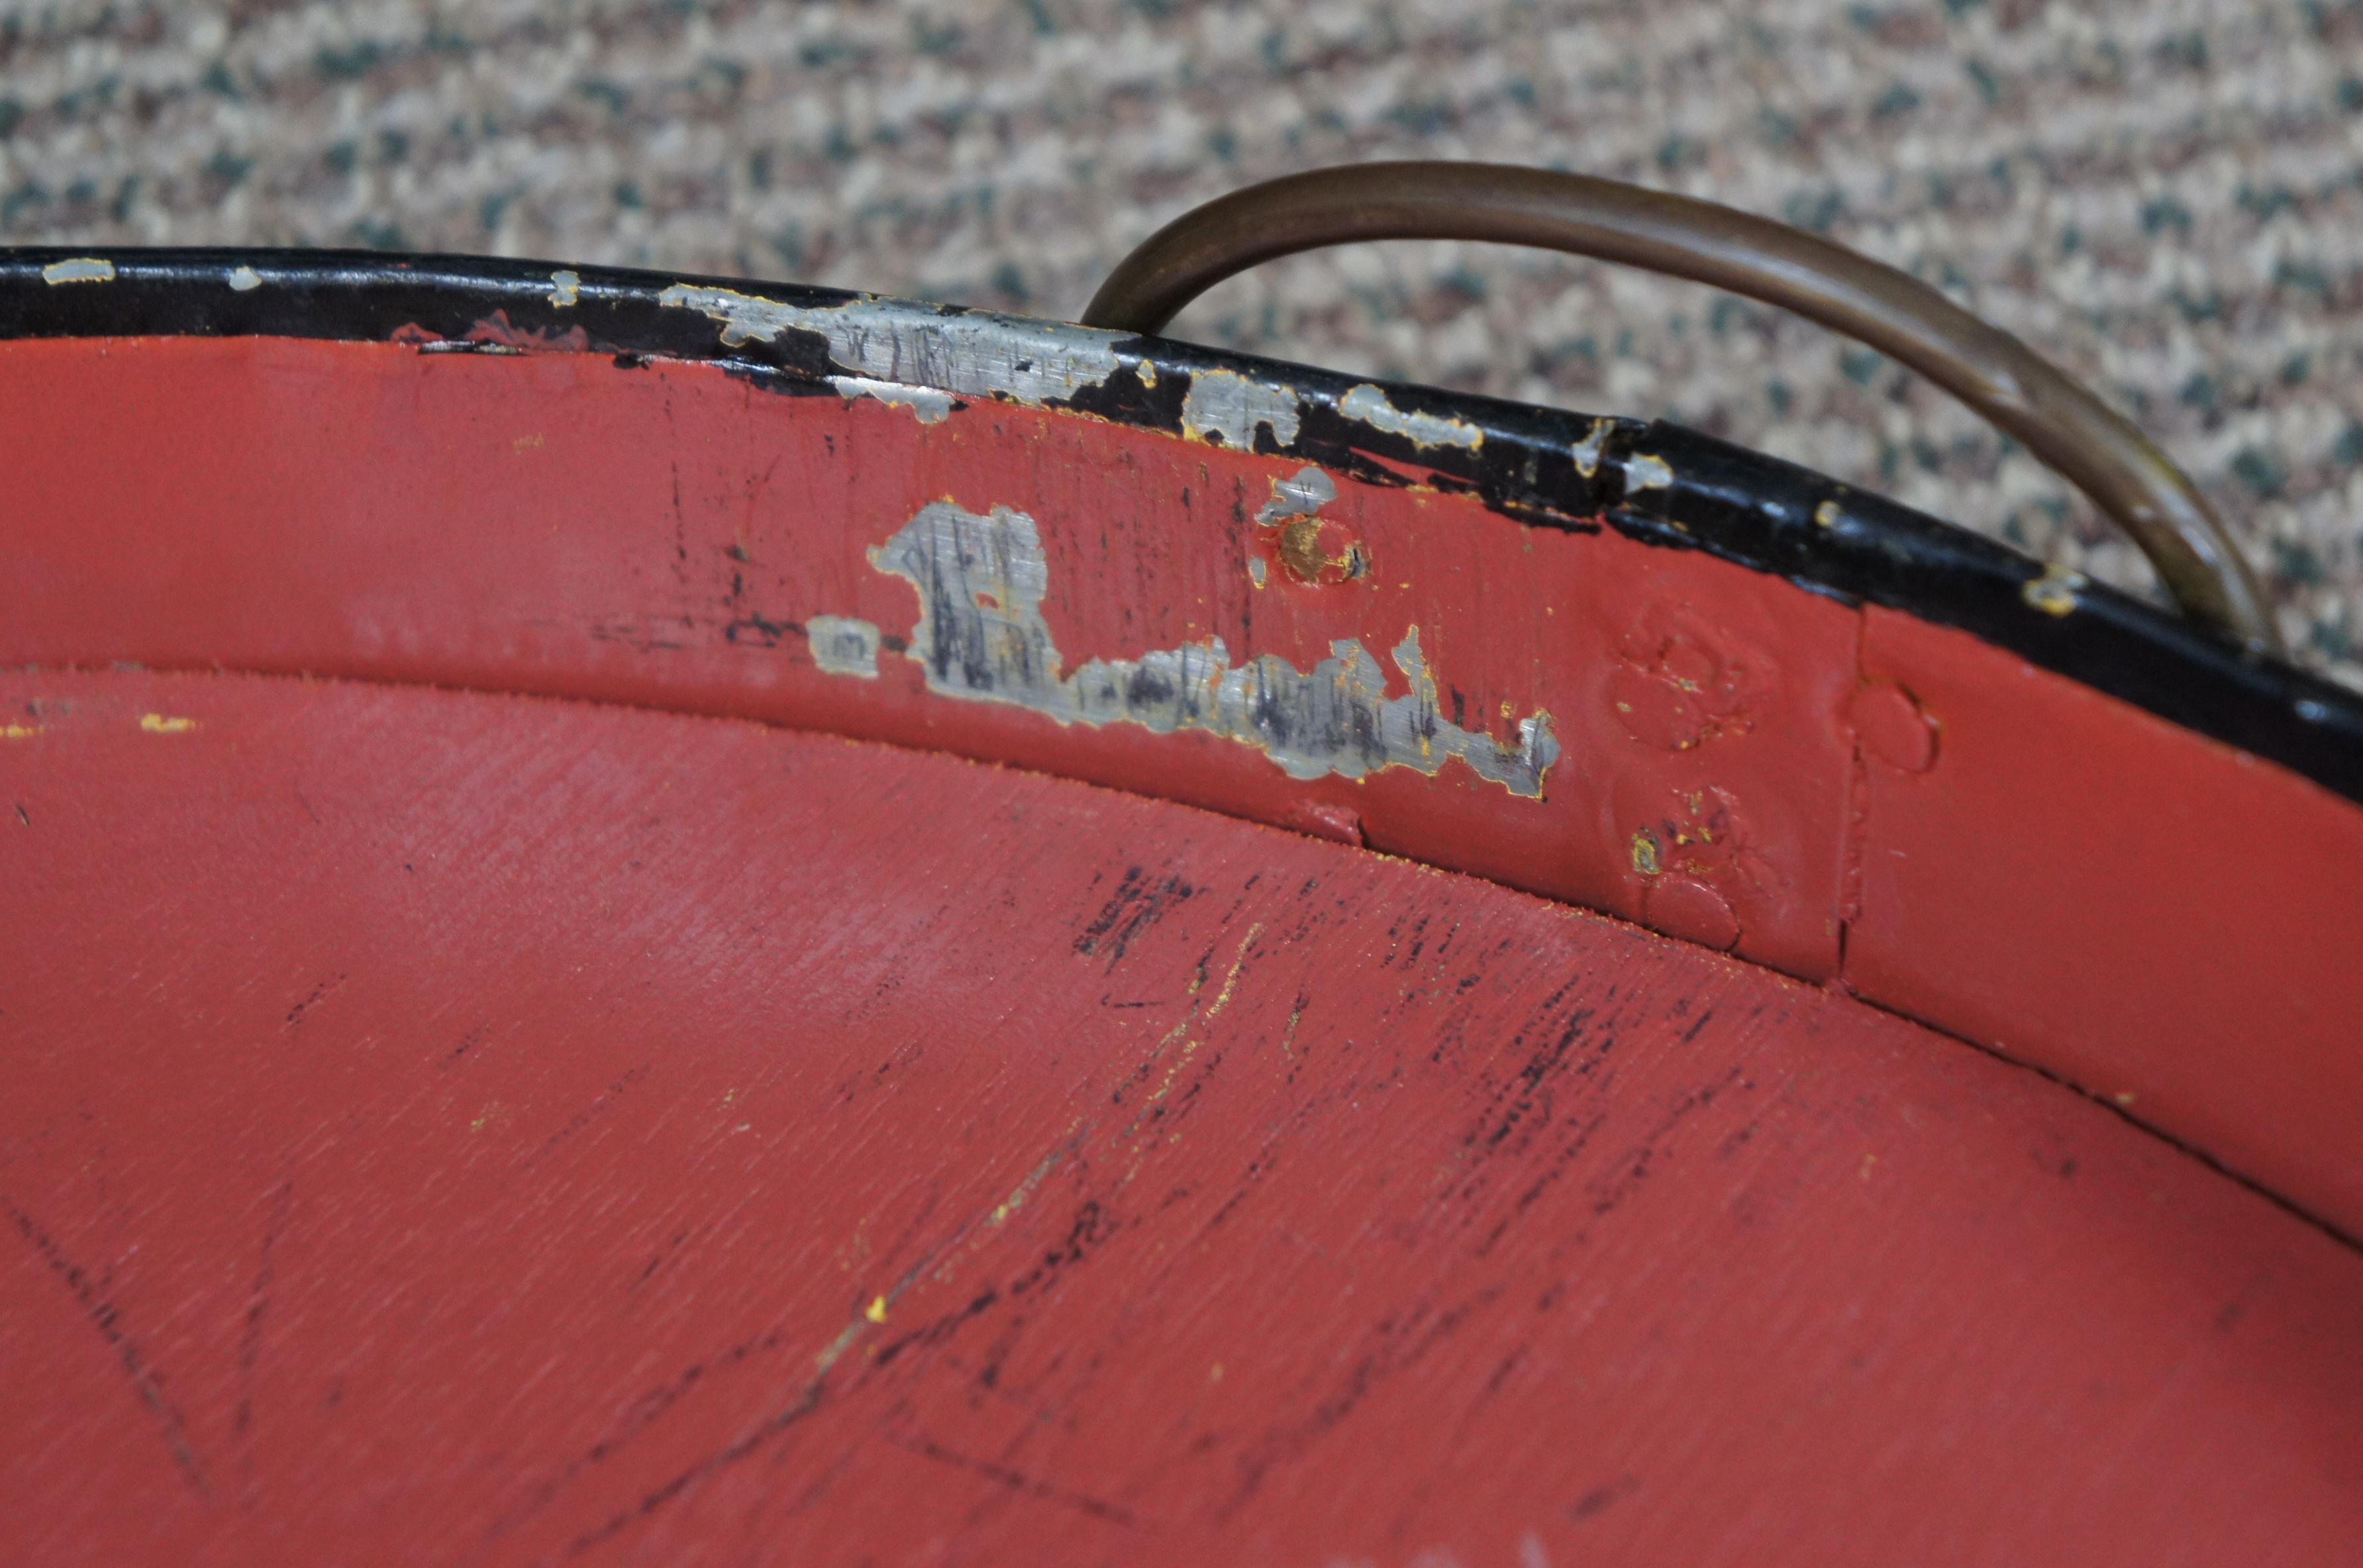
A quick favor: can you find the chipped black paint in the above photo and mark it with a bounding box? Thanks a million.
[1,246,2356,801]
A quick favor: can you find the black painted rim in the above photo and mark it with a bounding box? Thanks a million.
[3,245,2358,804]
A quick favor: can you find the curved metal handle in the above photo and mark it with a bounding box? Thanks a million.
[1082,162,2282,656]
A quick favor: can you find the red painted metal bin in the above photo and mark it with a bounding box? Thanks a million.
[5,172,2362,1566]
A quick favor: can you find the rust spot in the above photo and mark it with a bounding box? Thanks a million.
[1276,513,1368,585]
[1256,466,1366,586]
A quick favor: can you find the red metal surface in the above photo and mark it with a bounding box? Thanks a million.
[0,335,1858,980]
[3,331,2360,1246]
[1850,605,2363,1231]
[8,669,2363,1567]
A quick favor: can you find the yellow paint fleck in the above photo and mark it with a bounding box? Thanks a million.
[2113,1090,2137,1106]
[864,1295,889,1324]
[0,724,42,739]
[1860,1152,1878,1181]
[138,714,197,734]
[514,432,544,451]
[1630,830,1661,877]
[470,1101,503,1132]
[1813,499,1842,529]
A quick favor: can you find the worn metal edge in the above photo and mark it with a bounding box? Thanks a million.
[2,244,2357,804]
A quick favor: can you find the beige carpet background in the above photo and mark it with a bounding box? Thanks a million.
[7,0,2362,685]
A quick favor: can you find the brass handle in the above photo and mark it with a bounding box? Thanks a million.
[1082,162,2282,657]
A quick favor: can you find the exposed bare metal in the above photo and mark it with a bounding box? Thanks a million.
[1083,162,2281,656]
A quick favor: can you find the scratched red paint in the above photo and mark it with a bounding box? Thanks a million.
[0,332,2358,1244]
[0,335,1857,984]
[5,671,2361,1566]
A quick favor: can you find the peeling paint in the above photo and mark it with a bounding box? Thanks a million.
[1254,466,1336,526]
[1339,384,1482,451]
[656,283,1125,406]
[1625,452,1675,491]
[2022,562,2087,617]
[138,714,197,734]
[1134,359,1157,389]
[827,375,953,424]
[1252,466,1365,584]
[0,724,42,739]
[227,266,262,293]
[1247,557,1268,589]
[840,501,1558,797]
[547,270,581,308]
[1180,368,1300,450]
[807,614,883,678]
[42,258,115,285]
[1571,418,1611,479]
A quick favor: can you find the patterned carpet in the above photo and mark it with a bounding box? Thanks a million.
[7,1,2362,685]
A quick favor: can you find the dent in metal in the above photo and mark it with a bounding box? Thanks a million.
[656,283,1126,407]
[836,500,1558,797]
[1625,452,1675,491]
[548,270,581,307]
[827,375,954,424]
[42,258,115,285]
[807,614,883,678]
[1254,465,1366,584]
[1338,384,1483,451]
[1180,368,1301,449]
[227,266,263,293]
